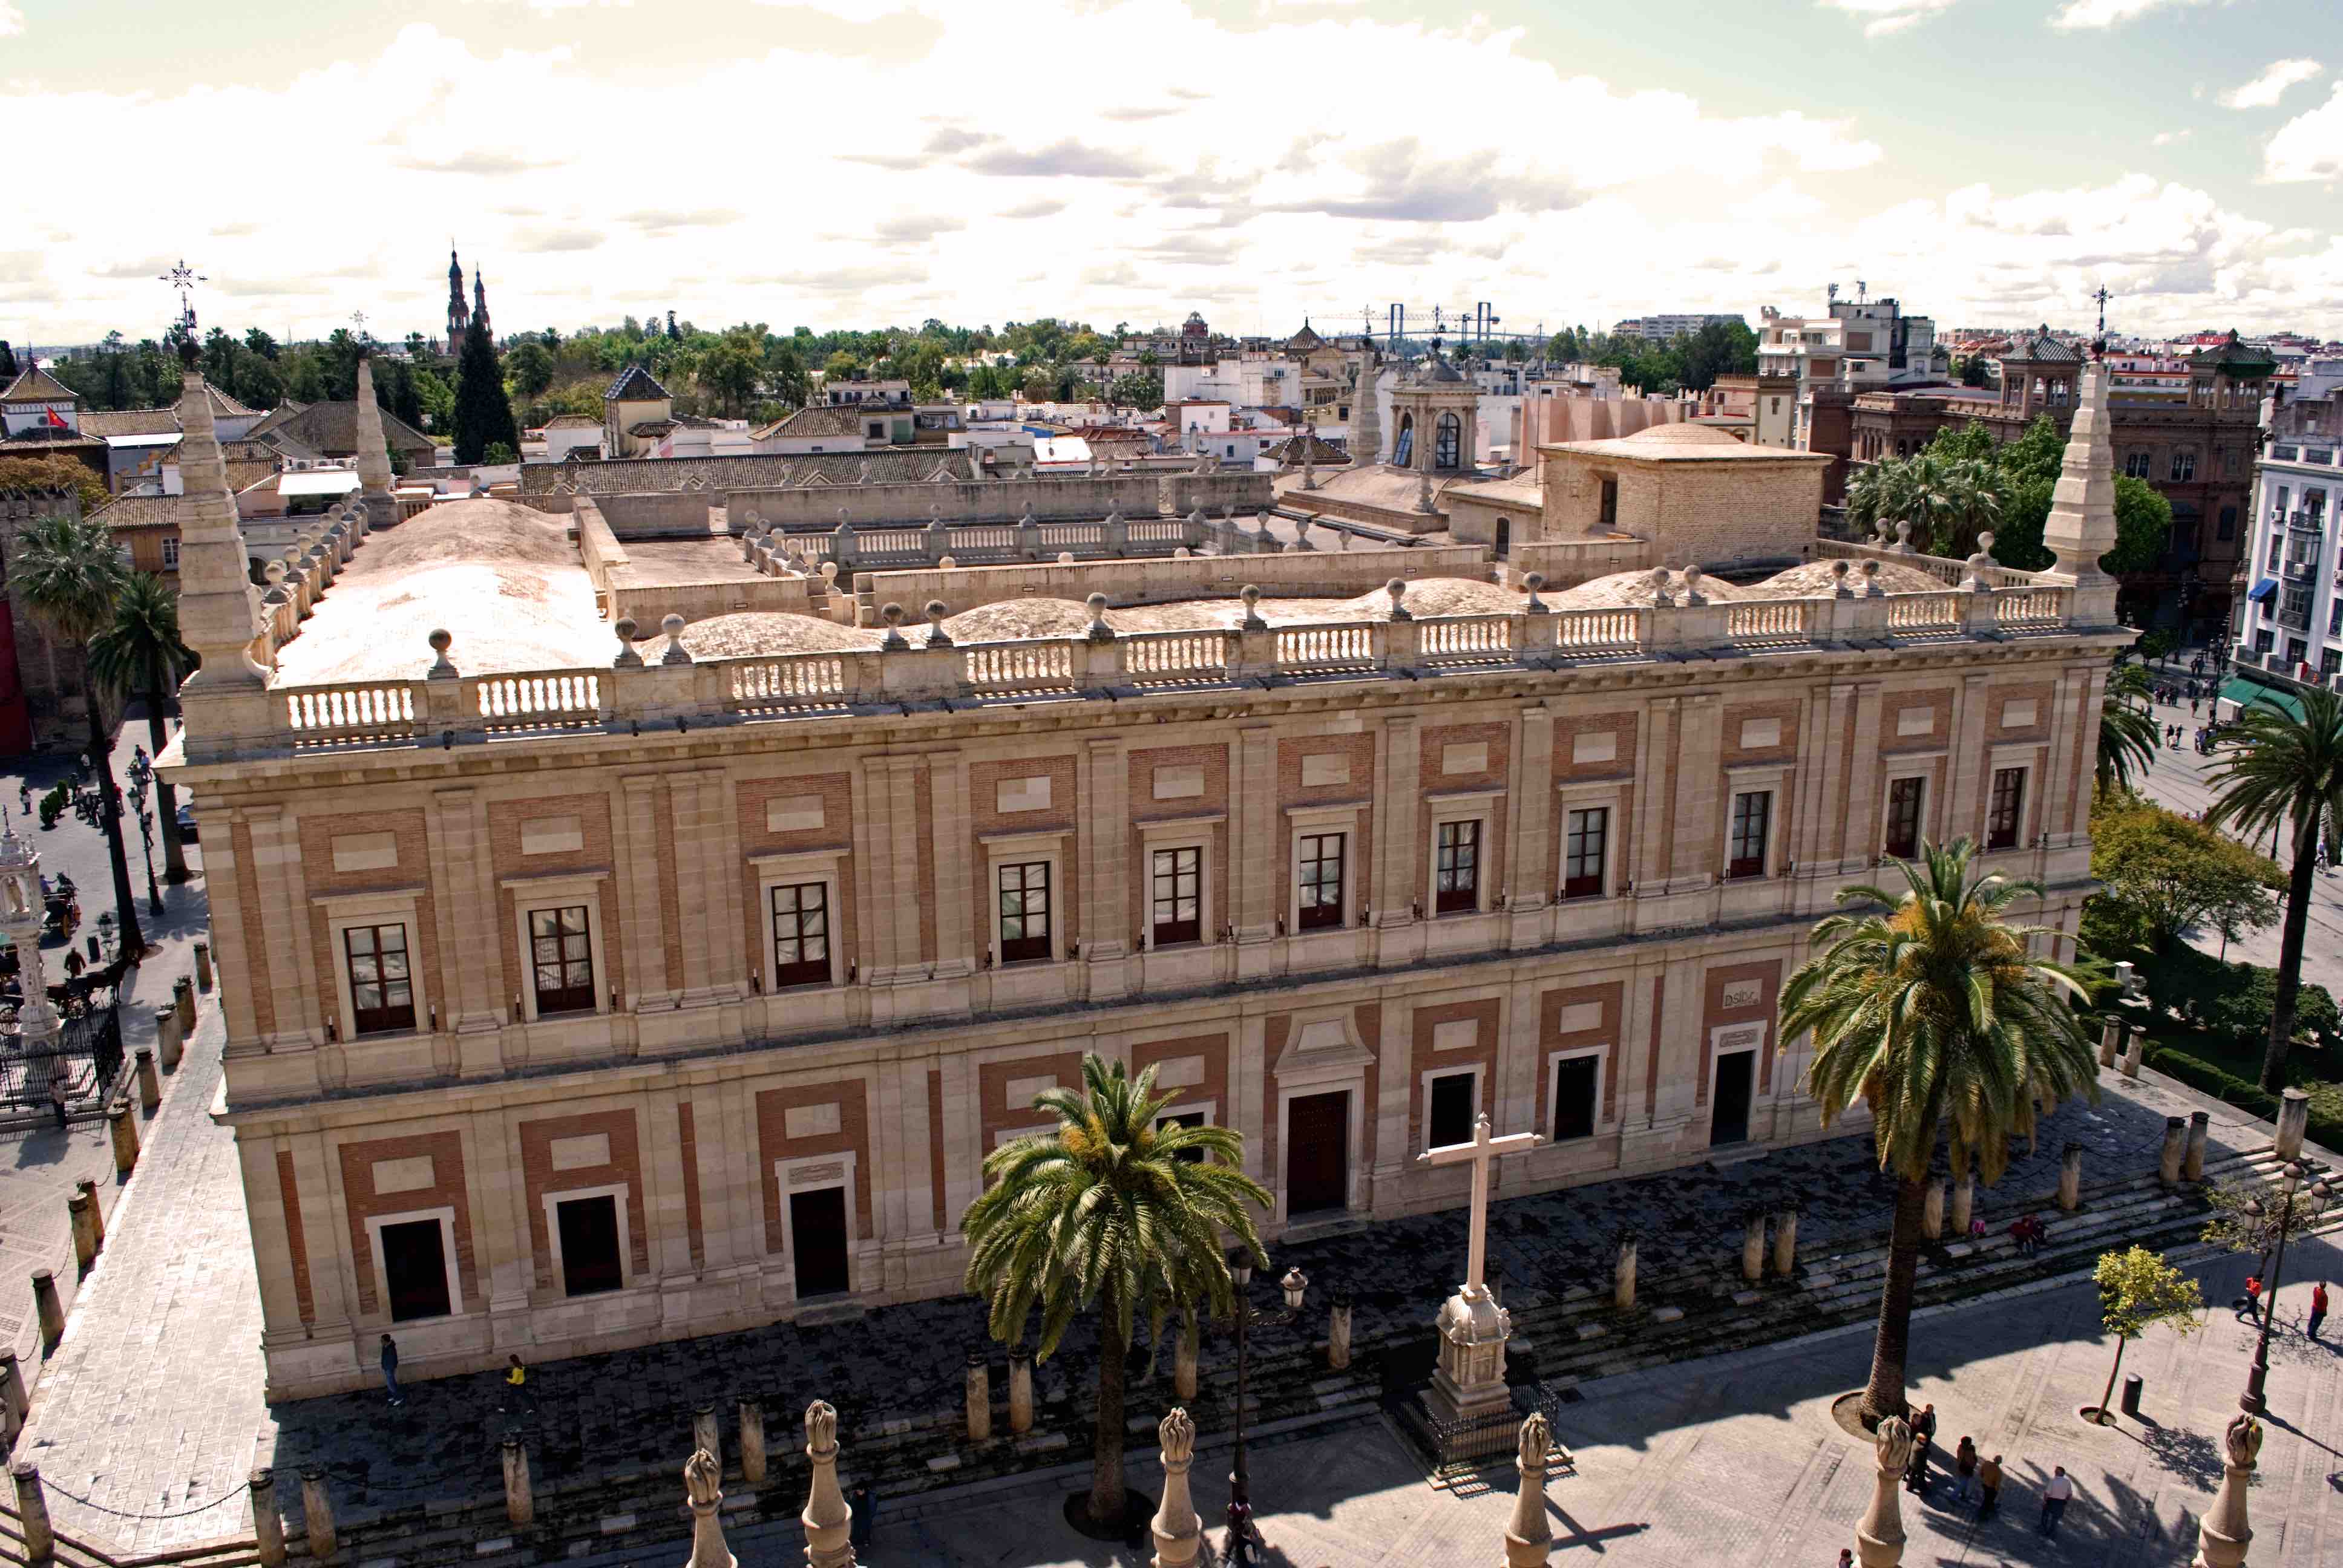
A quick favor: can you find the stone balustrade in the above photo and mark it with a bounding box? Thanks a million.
[272,566,2085,754]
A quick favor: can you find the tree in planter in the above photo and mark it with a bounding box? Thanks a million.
[87,572,195,883]
[2089,800,2281,959]
[2086,1246,2203,1423]
[961,1054,1270,1534]
[2205,686,2343,1091]
[1781,840,2102,1428]
[11,512,144,958]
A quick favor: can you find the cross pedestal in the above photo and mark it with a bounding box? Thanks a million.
[1415,1113,1542,1425]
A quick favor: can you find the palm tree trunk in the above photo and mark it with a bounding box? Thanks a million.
[2263,803,2320,1093]
[1089,1319,1129,1528]
[146,689,187,883]
[1858,1175,1928,1429]
[83,679,144,959]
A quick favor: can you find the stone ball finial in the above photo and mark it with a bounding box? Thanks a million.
[1387,577,1412,621]
[1523,570,1547,613]
[939,555,957,569]
[1058,551,1075,564]
[1175,546,1191,559]
[882,602,904,626]
[1086,591,1109,617]
[660,613,692,665]
[879,601,909,650]
[1894,518,1914,550]
[1085,592,1113,642]
[612,616,642,667]
[426,628,456,680]
[1239,583,1267,632]
[264,560,286,586]
[1978,530,1995,554]
[923,600,952,647]
[1860,558,1883,596]
[820,560,839,583]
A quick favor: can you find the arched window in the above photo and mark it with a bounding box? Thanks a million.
[1434,411,1460,469]
[1494,517,1511,558]
[1394,413,1414,467]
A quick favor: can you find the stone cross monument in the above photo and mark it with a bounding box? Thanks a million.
[680,1449,735,1568]
[1417,1113,1542,1423]
[2192,1413,2259,1568]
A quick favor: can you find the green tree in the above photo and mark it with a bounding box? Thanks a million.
[2089,799,2281,956]
[695,332,764,418]
[2098,661,2160,795]
[1780,840,2101,1426]
[452,318,520,465]
[2105,476,2174,577]
[1108,371,1164,408]
[961,1054,1271,1532]
[0,455,110,516]
[2205,687,2343,1091]
[2086,1246,2203,1424]
[12,512,144,957]
[86,572,195,883]
[504,342,556,400]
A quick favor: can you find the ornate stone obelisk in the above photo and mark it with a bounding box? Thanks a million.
[2192,1413,2259,1568]
[169,341,271,762]
[1149,1408,1201,1568]
[0,823,63,1095]
[2040,348,2122,629]
[1354,357,1381,465]
[799,1401,854,1567]
[681,1449,734,1568]
[1854,1416,1912,1568]
[1417,1114,1542,1424]
[1502,1411,1555,1567]
[350,346,399,531]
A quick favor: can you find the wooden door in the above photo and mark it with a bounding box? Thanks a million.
[790,1187,851,1298]
[1286,1091,1349,1215]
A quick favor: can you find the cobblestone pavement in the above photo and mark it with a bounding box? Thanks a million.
[865,1238,2343,1566]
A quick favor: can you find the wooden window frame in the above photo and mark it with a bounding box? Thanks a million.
[501,871,612,1022]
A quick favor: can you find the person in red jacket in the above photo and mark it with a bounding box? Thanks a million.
[2311,1279,2330,1341]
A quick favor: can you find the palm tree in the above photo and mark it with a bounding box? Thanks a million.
[87,572,195,882]
[2204,687,2343,1092]
[962,1054,1272,1532]
[1780,840,2102,1428]
[2098,660,2160,794]
[13,511,144,958]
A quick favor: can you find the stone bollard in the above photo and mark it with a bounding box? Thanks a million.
[1950,1174,1974,1238]
[2194,1413,2261,1568]
[1853,1417,1912,1568]
[738,1398,767,1488]
[174,976,195,1036]
[1772,1209,1799,1276]
[683,1449,736,1568]
[501,1437,532,1526]
[2185,1110,2211,1181]
[2276,1088,2311,1161]
[67,1192,97,1274]
[31,1269,64,1351]
[12,1462,53,1565]
[1176,1313,1200,1396]
[1741,1212,1767,1282]
[2160,1116,2187,1186]
[2059,1142,2084,1212]
[135,1049,160,1113]
[300,1468,337,1563]
[693,1403,722,1475]
[0,1351,27,1445]
[966,1353,992,1442]
[1150,1408,1201,1568]
[250,1469,287,1568]
[76,1178,103,1252]
[1327,1293,1352,1371]
[1008,1345,1034,1434]
[194,941,213,993]
[108,1103,139,1175]
[800,1401,853,1568]
[1922,1178,1946,1241]
[2121,1028,2145,1080]
[2099,1018,2123,1070]
[155,1005,183,1071]
[1504,1411,1556,1568]
[1615,1237,1638,1312]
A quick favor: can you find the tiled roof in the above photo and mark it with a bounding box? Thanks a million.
[1,367,76,404]
[80,408,183,439]
[2187,331,2278,377]
[245,400,433,457]
[518,448,977,497]
[542,414,602,429]
[0,430,105,454]
[756,404,872,440]
[605,365,671,403]
[629,420,679,438]
[88,495,185,531]
[1268,431,1352,465]
[2000,327,2081,365]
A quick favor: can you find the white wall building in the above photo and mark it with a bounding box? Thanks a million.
[2239,394,2343,679]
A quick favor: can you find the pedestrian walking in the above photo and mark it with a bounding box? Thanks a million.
[1978,1453,2003,1521]
[1224,1500,1260,1566]
[2038,1466,2074,1537]
[849,1481,874,1547]
[2237,1272,2264,1322]
[1904,1402,1937,1495]
[380,1333,404,1405]
[500,1354,534,1419]
[1837,1551,1853,1568]
[2310,1279,2330,1341]
[1955,1436,1979,1503]
[48,1074,68,1131]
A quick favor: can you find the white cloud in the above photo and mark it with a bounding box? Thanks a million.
[1817,0,1959,38]
[2048,0,2205,30]
[2265,81,2343,183]
[2221,58,2324,109]
[0,3,22,39]
[2151,129,2190,145]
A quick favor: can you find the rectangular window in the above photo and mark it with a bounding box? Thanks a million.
[1297,831,1345,931]
[528,905,596,1015]
[1988,768,2025,851]
[1435,820,1481,914]
[769,882,831,988]
[1563,806,1608,900]
[1427,1070,1477,1149]
[1150,846,1202,947]
[997,861,1052,964]
[1552,1056,1598,1142]
[2270,536,2285,570]
[379,1217,451,1322]
[1884,776,1924,860]
[1728,791,1771,880]
[554,1194,623,1297]
[160,537,181,569]
[2171,451,2197,482]
[2124,452,2152,479]
[342,923,415,1036]
[2220,505,2239,542]
[2255,627,2275,653]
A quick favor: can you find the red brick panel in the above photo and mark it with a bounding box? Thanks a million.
[232,817,275,1037]
[754,1080,874,1252]
[1406,998,1501,1152]
[275,1148,315,1326]
[518,1108,650,1292]
[1127,745,1231,942]
[979,1050,1087,1147]
[485,794,627,1007]
[1418,724,1510,904]
[1698,960,1783,1103]
[336,1131,477,1317]
[1880,688,1954,756]
[1552,711,1639,783]
[1991,681,2056,743]
[735,772,857,987]
[1133,1031,1230,1128]
[1535,982,1625,1132]
[1721,701,1801,764]
[968,756,1078,961]
[678,1102,706,1272]
[298,808,441,1041]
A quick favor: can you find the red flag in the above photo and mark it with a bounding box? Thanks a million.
[42,407,66,430]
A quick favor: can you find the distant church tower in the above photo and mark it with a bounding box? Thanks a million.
[473,269,491,340]
[446,247,470,346]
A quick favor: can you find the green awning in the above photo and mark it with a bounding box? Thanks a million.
[2218,675,2307,723]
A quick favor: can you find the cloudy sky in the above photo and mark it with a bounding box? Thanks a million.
[4,0,2340,347]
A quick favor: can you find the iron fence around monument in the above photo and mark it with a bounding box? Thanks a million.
[0,996,126,1118]
[1392,1382,1576,1480]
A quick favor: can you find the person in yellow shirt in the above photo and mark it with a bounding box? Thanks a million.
[500,1354,534,1419]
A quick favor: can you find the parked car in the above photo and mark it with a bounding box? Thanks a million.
[175,802,198,842]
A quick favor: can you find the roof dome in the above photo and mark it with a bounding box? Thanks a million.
[1417,356,1465,385]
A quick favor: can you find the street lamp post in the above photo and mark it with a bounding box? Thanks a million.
[125,769,162,918]
[1225,1252,1308,1513]
[2240,1163,2331,1416]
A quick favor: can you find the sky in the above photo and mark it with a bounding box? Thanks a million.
[3,0,2341,348]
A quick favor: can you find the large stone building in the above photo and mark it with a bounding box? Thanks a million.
[162,350,2134,1400]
